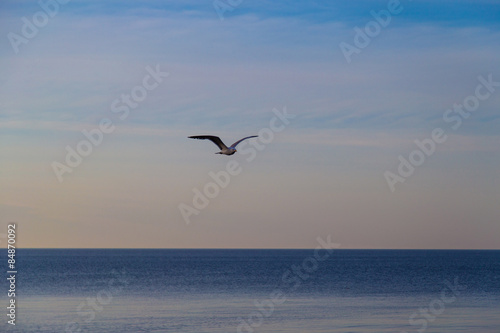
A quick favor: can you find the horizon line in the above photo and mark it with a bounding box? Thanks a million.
[12,247,500,250]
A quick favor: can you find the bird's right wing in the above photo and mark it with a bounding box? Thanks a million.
[188,135,227,150]
[229,135,258,149]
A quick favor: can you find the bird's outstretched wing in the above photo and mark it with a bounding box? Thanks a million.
[188,135,228,150]
[229,135,258,149]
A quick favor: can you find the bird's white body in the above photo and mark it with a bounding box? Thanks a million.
[188,135,258,155]
[218,147,237,155]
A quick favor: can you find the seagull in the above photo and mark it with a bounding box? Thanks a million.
[188,135,258,155]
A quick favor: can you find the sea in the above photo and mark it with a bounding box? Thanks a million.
[1,249,499,333]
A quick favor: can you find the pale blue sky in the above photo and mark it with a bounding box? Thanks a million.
[1,0,499,248]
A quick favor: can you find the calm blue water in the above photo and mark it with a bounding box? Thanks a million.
[1,249,499,332]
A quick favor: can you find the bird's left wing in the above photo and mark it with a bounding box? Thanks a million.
[188,135,227,150]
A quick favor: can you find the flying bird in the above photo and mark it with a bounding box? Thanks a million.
[188,135,258,155]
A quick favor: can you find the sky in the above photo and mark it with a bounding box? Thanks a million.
[1,0,499,249]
